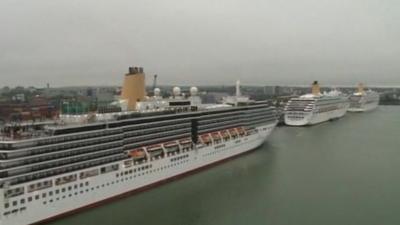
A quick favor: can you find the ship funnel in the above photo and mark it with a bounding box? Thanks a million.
[311,81,321,95]
[357,83,365,93]
[121,66,146,111]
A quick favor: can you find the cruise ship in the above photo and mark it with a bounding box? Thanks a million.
[0,67,278,225]
[348,83,380,112]
[284,81,349,126]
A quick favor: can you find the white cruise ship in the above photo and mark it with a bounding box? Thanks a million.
[348,83,380,112]
[284,81,349,126]
[0,67,278,225]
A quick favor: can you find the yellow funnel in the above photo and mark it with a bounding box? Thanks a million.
[311,81,320,95]
[121,67,146,111]
[357,83,365,93]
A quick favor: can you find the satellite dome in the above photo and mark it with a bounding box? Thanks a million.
[154,88,161,96]
[173,87,181,96]
[190,87,198,96]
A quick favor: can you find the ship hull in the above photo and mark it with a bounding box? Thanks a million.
[348,101,379,112]
[2,123,276,225]
[284,106,348,126]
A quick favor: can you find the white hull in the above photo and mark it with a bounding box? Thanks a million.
[1,123,276,225]
[284,106,348,126]
[348,101,379,112]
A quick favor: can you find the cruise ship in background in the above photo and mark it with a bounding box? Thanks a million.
[348,83,380,112]
[284,81,349,126]
[0,66,278,225]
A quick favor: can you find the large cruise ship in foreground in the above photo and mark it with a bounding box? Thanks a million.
[348,83,380,112]
[284,81,349,126]
[0,67,277,225]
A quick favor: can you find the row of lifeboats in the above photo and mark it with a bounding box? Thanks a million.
[200,127,247,144]
[126,127,249,160]
[127,138,192,160]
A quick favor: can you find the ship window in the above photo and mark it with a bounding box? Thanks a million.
[62,188,66,192]
[85,182,89,186]
[49,191,53,196]
[80,183,83,188]
[28,197,32,202]
[56,190,60,194]
[35,195,39,200]
[20,199,25,204]
[42,193,46,198]
[4,203,9,208]
[12,201,17,206]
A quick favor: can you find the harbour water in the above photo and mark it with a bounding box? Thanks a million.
[50,106,400,225]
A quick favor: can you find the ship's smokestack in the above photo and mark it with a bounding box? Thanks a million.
[357,83,365,93]
[312,81,321,95]
[121,66,146,111]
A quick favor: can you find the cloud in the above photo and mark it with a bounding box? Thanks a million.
[0,0,399,87]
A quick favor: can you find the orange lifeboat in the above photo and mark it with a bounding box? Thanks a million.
[237,127,246,136]
[220,130,230,139]
[211,132,221,140]
[201,134,211,144]
[229,128,238,137]
[128,148,146,160]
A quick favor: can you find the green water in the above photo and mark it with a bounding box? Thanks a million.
[50,106,400,225]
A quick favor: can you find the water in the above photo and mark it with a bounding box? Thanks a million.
[50,106,400,225]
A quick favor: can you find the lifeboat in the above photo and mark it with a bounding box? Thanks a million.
[128,148,146,160]
[146,144,164,157]
[211,132,221,140]
[237,127,246,136]
[179,138,192,147]
[228,128,238,137]
[201,134,212,144]
[220,130,230,139]
[163,141,180,152]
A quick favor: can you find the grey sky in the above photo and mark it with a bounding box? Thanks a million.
[1,0,399,87]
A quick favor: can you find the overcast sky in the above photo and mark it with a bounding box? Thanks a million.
[0,0,399,87]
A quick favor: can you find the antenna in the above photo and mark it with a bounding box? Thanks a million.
[236,80,241,97]
[153,74,158,90]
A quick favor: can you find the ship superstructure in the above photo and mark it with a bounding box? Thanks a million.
[0,67,277,225]
[348,83,380,112]
[284,81,349,126]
